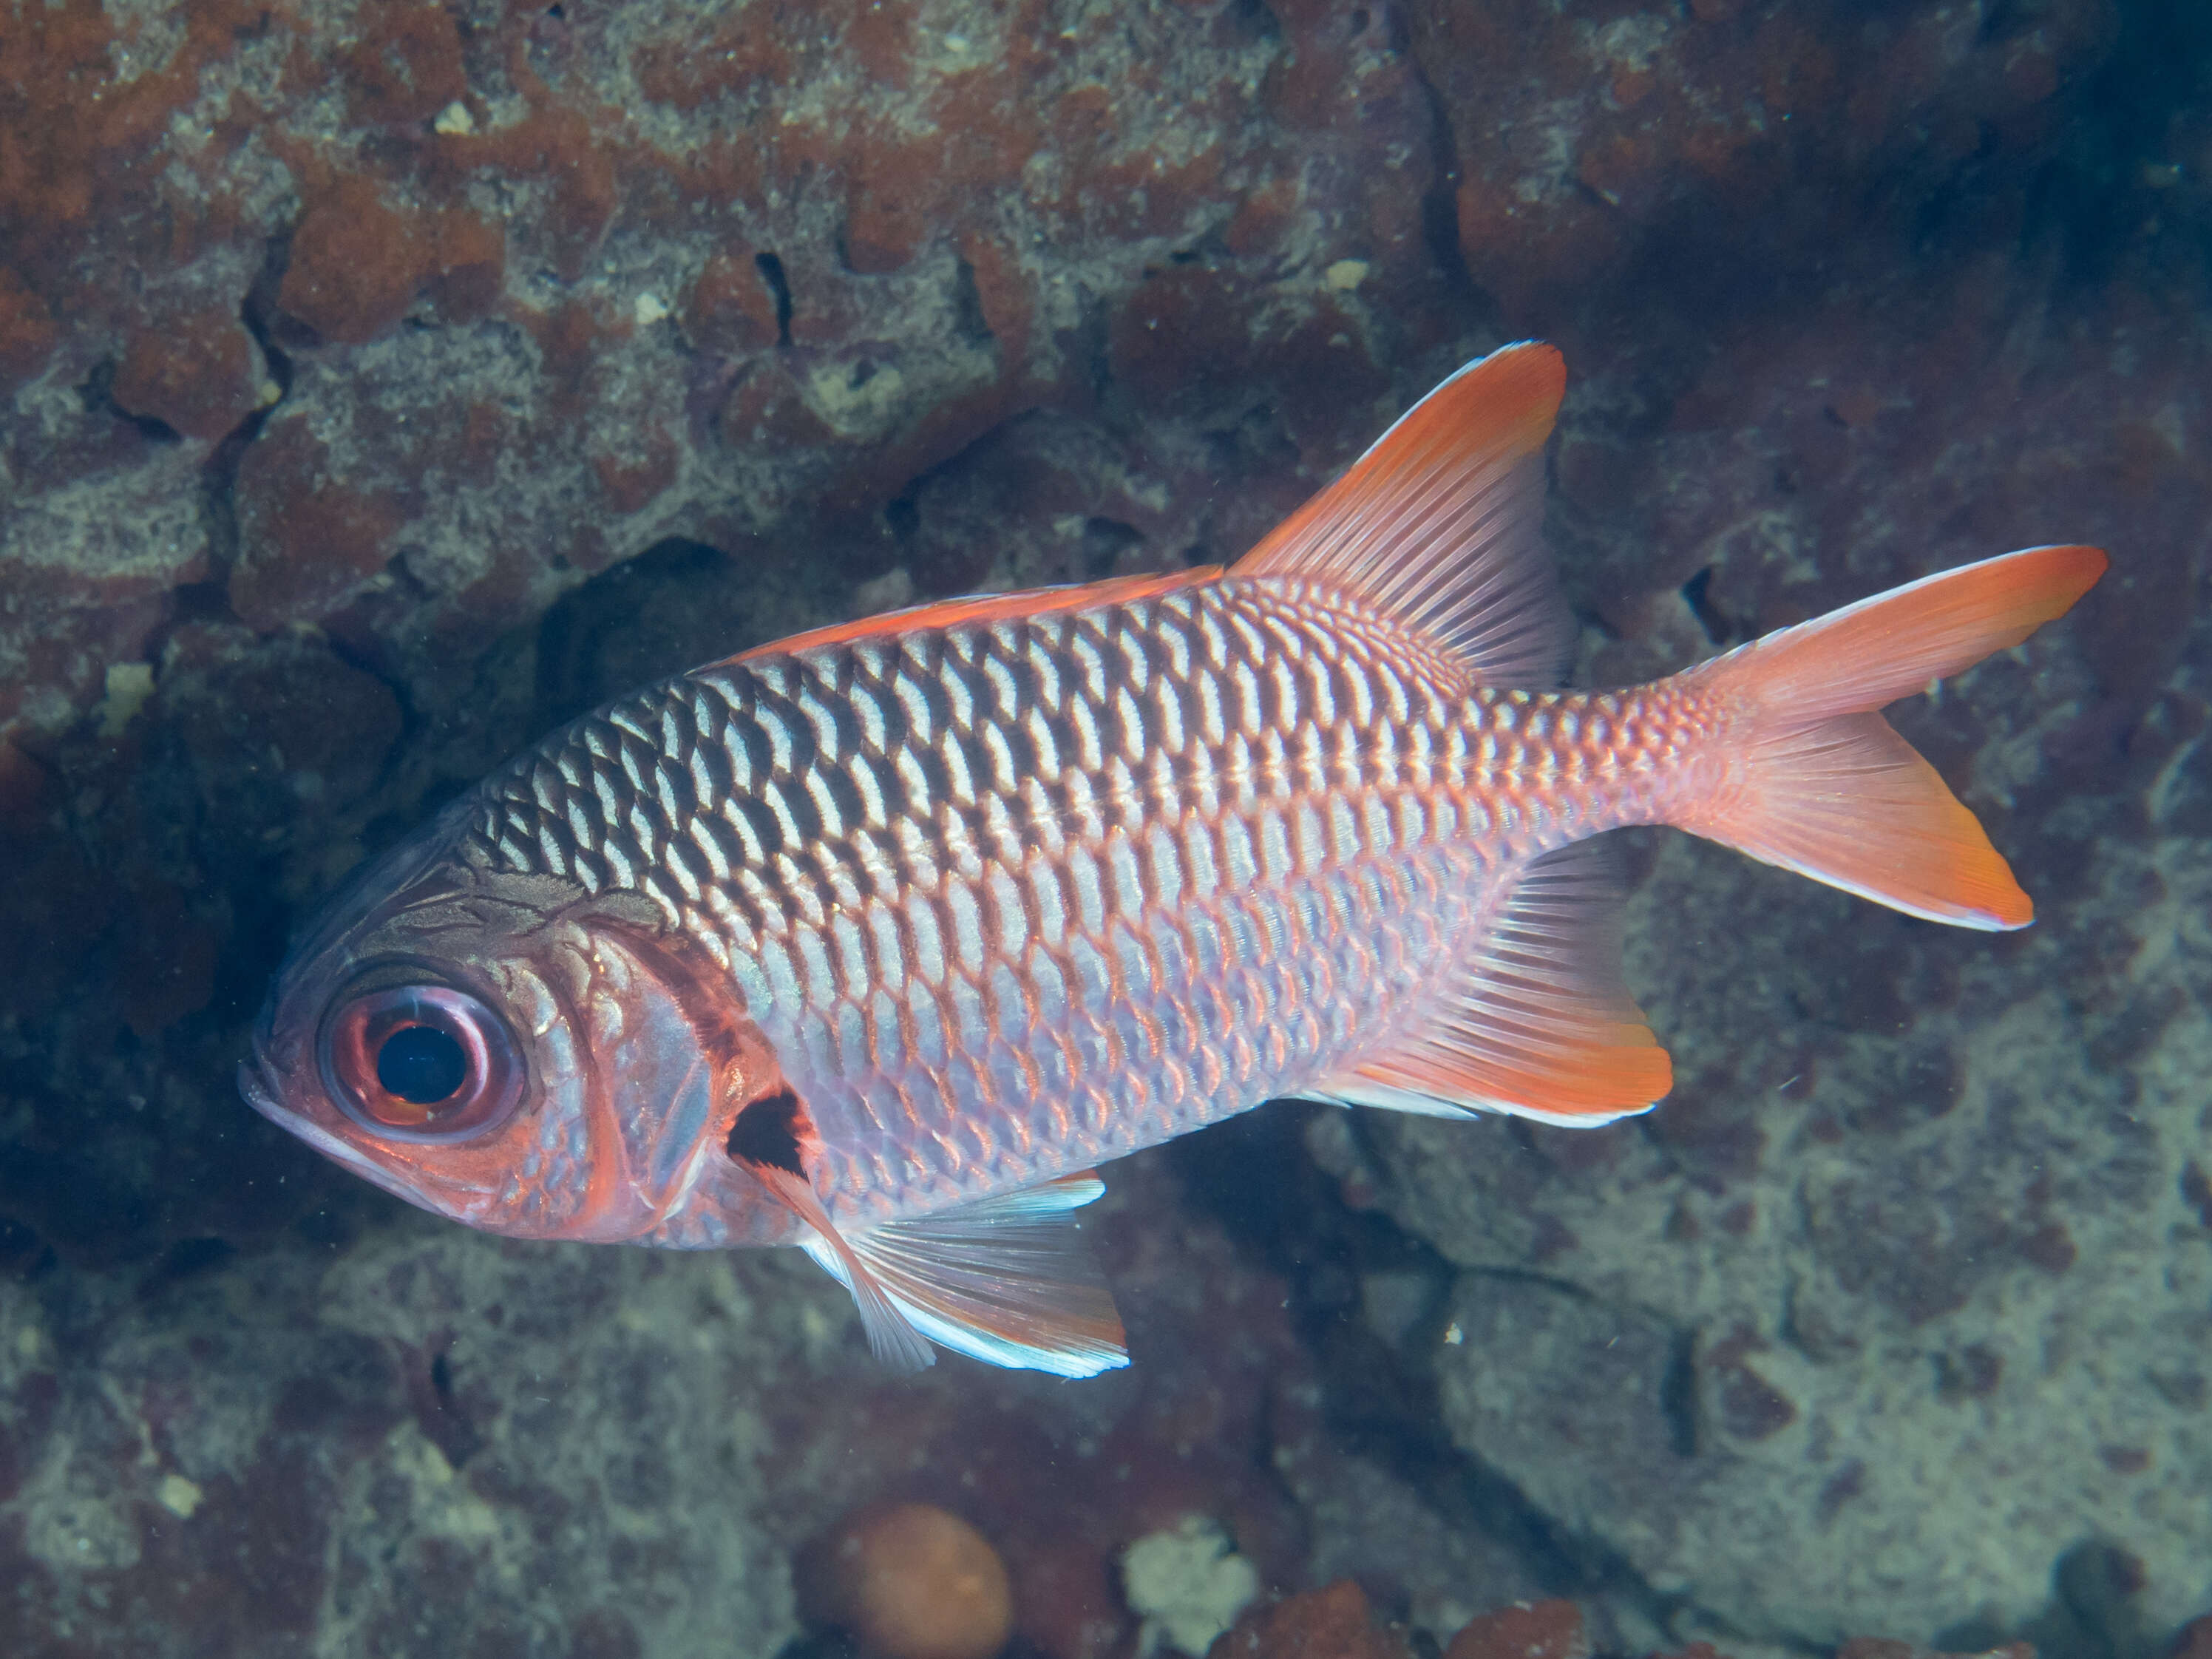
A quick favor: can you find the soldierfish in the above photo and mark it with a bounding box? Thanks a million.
[241,343,2106,1377]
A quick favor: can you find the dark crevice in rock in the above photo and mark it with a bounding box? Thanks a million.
[1656,1324,1700,1459]
[78,359,181,444]
[1680,566,1731,648]
[238,262,295,403]
[1400,24,1487,326]
[753,251,793,346]
[950,257,993,349]
[1079,289,1116,407]
[1168,1107,1686,1624]
[882,492,920,546]
[411,1339,484,1470]
[1230,0,1281,44]
[189,248,298,602]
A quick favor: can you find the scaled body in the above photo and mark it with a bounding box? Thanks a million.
[478,580,1691,1245]
[243,345,2105,1375]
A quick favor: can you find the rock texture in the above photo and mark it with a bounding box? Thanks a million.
[0,1225,804,1655]
[1306,237,2212,1643]
[2,0,2210,1654]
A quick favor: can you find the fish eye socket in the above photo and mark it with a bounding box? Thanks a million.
[319,983,523,1142]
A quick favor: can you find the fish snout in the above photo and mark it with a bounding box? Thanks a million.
[236,1055,285,1124]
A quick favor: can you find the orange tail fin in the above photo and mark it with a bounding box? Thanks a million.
[1674,545,2107,930]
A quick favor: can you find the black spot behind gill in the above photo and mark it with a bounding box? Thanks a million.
[725,1088,807,1175]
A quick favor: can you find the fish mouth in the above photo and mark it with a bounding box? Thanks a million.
[237,1052,393,1189]
[238,1045,506,1218]
[236,1037,284,1121]
[237,989,298,1132]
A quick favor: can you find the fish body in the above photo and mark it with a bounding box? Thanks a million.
[242,344,2106,1376]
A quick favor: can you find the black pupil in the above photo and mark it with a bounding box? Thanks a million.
[376,1024,469,1105]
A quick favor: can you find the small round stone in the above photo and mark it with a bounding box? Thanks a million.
[799,1502,1013,1659]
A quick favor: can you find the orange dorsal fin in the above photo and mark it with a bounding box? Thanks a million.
[1232,341,1575,686]
[728,569,1221,664]
[1317,844,1672,1126]
[1673,544,2108,929]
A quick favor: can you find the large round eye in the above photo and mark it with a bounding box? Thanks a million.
[318,983,524,1142]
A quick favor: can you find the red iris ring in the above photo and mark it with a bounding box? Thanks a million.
[318,982,524,1142]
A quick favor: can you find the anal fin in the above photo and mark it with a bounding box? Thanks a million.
[1318,843,1672,1127]
[773,1167,1130,1378]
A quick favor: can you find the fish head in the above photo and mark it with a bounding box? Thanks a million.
[240,801,799,1247]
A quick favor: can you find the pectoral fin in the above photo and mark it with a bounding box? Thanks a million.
[751,1163,936,1372]
[767,1167,1130,1379]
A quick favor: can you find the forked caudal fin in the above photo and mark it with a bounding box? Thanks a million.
[1250,350,2102,1131]
[1672,544,2108,929]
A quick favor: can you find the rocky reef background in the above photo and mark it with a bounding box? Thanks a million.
[1,0,2210,1655]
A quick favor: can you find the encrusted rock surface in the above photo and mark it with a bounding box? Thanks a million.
[0,1224,806,1656]
[1306,238,2212,1643]
[3,0,2210,1653]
